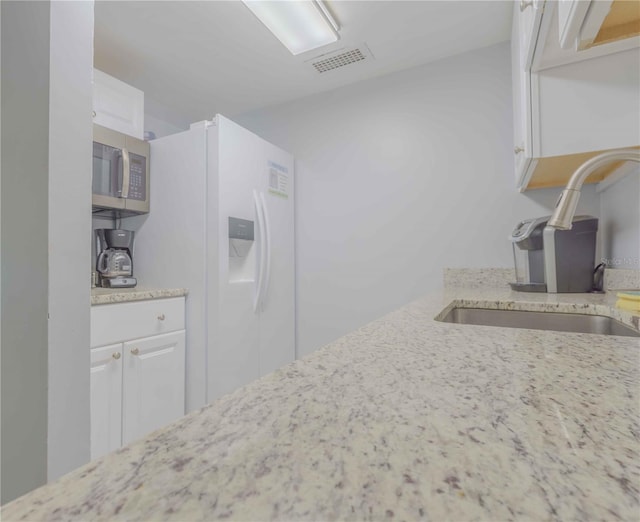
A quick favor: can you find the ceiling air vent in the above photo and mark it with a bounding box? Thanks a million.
[307,44,373,74]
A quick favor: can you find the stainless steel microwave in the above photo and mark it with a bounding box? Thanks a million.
[92,124,150,216]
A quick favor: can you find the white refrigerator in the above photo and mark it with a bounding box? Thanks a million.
[133,115,295,411]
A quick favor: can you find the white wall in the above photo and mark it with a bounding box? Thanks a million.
[144,111,185,139]
[236,42,600,358]
[538,48,640,156]
[47,0,93,482]
[599,166,640,270]
[1,1,93,502]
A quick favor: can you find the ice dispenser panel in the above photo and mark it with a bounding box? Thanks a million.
[228,217,255,283]
[229,217,254,257]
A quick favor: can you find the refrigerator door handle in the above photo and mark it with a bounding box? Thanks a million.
[253,190,266,313]
[260,192,272,308]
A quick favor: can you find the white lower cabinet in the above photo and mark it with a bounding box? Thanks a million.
[90,343,123,460]
[122,331,185,445]
[90,297,186,460]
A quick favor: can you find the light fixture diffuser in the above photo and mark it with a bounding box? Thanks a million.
[243,0,339,56]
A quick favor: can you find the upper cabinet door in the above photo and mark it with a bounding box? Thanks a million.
[558,0,592,49]
[93,69,144,139]
[512,1,542,187]
[122,331,186,445]
[558,0,640,51]
[536,0,640,70]
[518,0,546,69]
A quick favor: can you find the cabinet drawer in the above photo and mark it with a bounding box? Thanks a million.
[91,297,185,348]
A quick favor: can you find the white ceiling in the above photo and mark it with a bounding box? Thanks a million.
[94,1,513,127]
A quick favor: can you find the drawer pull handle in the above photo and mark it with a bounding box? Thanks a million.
[157,314,166,321]
[112,352,121,360]
[130,347,140,356]
[514,146,524,154]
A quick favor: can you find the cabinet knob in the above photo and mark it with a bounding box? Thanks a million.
[92,110,96,118]
[112,352,121,360]
[157,314,166,321]
[519,0,533,12]
[514,146,525,154]
[130,347,140,355]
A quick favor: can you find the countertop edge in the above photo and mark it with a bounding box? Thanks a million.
[90,288,189,305]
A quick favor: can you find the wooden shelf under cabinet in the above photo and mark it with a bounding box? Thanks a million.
[588,0,640,49]
[525,145,640,190]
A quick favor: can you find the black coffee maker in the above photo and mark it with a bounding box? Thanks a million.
[509,215,598,293]
[95,229,137,288]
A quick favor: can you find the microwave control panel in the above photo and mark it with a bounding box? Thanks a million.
[128,153,147,201]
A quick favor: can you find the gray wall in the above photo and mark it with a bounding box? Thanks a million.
[144,111,186,139]
[236,42,600,358]
[1,0,93,503]
[599,166,640,270]
[1,0,50,503]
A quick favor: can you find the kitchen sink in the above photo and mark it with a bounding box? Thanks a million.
[437,307,640,337]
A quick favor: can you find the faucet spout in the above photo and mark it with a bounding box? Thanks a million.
[547,149,640,230]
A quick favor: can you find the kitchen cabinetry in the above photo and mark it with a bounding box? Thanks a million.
[511,0,543,187]
[93,69,144,139]
[511,0,640,191]
[90,297,185,460]
[558,0,640,53]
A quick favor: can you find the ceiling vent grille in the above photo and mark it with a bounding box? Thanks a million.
[308,45,373,74]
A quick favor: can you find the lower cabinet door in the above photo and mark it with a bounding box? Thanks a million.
[90,343,123,460]
[122,330,185,445]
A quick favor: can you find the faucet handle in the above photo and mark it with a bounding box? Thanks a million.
[592,263,606,293]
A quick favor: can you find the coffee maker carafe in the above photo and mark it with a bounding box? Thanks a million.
[96,229,137,288]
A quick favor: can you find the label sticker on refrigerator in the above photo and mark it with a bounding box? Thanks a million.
[267,161,289,199]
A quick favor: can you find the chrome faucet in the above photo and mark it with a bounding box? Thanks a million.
[547,149,640,230]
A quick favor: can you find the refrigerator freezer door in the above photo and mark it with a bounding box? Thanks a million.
[208,117,261,400]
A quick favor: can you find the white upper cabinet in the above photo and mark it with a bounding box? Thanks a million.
[557,0,592,49]
[558,0,640,51]
[511,1,544,187]
[537,0,640,70]
[511,0,640,191]
[517,0,546,69]
[93,69,144,139]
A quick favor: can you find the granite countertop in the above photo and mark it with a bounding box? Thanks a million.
[4,286,639,521]
[91,287,189,305]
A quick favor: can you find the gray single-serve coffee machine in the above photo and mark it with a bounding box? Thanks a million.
[95,229,137,288]
[509,215,598,293]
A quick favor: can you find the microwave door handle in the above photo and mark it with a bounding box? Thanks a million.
[112,149,122,196]
[121,148,130,199]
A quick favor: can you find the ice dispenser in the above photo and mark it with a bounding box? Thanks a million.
[229,217,254,257]
[509,215,598,293]
[228,217,255,282]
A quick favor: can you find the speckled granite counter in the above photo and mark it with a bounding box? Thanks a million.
[91,287,188,305]
[4,287,639,521]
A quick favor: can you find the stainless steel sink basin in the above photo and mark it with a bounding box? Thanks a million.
[437,307,639,337]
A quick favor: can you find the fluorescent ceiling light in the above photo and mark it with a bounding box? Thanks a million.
[243,0,339,56]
